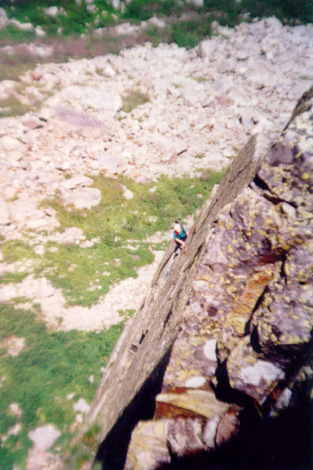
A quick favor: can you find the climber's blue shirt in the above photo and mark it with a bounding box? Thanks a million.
[173,229,187,241]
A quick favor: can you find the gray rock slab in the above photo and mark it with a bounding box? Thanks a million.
[53,106,111,131]
[61,187,101,210]
[28,425,61,452]
[73,398,90,414]
[96,151,118,174]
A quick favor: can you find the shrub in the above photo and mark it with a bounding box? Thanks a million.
[171,15,213,49]
[203,0,313,24]
[122,0,160,22]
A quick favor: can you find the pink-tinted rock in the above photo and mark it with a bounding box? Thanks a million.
[215,411,241,448]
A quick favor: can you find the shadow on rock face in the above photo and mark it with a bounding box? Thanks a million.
[95,348,173,470]
[155,396,313,470]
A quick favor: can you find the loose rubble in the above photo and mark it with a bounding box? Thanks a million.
[0,18,312,242]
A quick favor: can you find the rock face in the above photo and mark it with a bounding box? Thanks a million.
[74,132,265,464]
[75,87,313,469]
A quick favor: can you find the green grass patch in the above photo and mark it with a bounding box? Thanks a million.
[122,88,150,113]
[34,172,224,307]
[0,272,29,284]
[171,15,213,49]
[118,309,136,318]
[81,421,103,452]
[0,240,36,265]
[3,0,312,28]
[0,172,225,307]
[4,2,94,36]
[122,0,182,22]
[0,24,35,43]
[0,95,33,119]
[204,0,313,25]
[124,0,312,47]
[121,0,313,24]
[0,302,124,470]
[144,14,213,49]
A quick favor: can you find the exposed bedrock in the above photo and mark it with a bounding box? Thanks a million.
[76,86,313,470]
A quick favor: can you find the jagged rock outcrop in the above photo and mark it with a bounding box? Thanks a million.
[75,86,313,469]
[74,126,268,470]
[124,86,313,469]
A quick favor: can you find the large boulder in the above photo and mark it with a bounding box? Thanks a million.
[72,132,268,467]
[60,175,101,209]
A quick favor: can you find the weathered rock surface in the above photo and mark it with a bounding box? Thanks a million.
[74,130,269,467]
[75,87,313,469]
[27,425,62,470]
[45,85,123,116]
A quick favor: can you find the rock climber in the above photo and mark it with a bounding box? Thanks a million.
[173,221,188,252]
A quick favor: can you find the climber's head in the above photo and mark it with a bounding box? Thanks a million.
[174,223,181,234]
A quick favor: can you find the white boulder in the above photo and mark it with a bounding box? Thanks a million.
[28,425,61,452]
[61,187,102,210]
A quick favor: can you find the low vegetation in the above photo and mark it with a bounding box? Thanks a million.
[0,0,311,83]
[0,302,124,470]
[122,88,150,113]
[0,95,33,119]
[1,171,225,307]
[1,0,311,34]
[0,170,225,469]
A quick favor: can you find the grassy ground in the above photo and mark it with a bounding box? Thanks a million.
[0,302,124,470]
[1,0,311,34]
[0,170,225,469]
[1,172,225,308]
